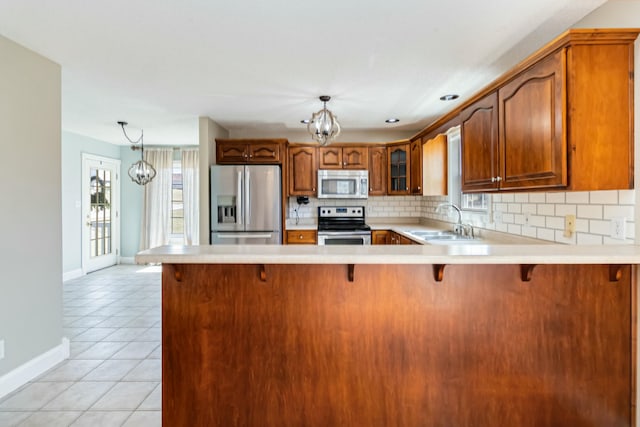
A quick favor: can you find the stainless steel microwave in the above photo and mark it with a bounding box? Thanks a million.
[317,169,368,199]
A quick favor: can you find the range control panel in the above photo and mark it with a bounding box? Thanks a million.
[318,206,365,218]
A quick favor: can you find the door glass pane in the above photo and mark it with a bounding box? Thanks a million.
[90,167,112,259]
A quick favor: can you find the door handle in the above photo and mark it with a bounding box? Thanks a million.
[237,171,243,225]
[245,169,251,225]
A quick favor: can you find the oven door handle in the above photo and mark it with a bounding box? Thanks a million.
[317,231,371,236]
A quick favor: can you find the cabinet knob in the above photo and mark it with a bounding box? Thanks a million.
[312,187,316,191]
[299,234,303,239]
[370,188,373,191]
[406,187,408,191]
[496,176,502,182]
[249,154,253,158]
[491,177,496,182]
[417,186,421,190]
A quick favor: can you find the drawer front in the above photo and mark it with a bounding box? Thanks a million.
[286,230,317,244]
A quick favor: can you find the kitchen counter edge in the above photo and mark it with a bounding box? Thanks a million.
[135,244,640,265]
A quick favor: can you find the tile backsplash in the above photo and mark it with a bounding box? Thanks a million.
[289,189,635,245]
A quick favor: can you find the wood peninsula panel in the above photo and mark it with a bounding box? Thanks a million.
[162,263,635,427]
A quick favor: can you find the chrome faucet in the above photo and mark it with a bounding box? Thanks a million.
[436,203,462,224]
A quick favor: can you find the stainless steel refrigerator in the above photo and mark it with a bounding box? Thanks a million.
[210,165,281,244]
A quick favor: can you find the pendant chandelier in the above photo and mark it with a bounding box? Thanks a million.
[117,121,157,186]
[307,95,341,146]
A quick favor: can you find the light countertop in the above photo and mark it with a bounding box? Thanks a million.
[135,244,640,265]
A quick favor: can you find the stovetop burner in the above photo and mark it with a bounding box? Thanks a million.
[317,206,370,232]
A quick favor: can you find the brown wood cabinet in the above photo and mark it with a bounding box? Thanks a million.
[216,139,283,164]
[368,146,387,195]
[285,229,317,244]
[371,230,390,245]
[387,143,411,195]
[319,146,368,169]
[409,139,422,195]
[458,30,636,192]
[422,134,448,196]
[288,146,317,196]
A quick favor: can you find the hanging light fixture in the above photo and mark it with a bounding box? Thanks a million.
[307,95,341,146]
[117,121,156,186]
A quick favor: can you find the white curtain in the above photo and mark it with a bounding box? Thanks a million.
[181,148,199,245]
[140,148,173,250]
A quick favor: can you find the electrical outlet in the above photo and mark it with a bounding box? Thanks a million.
[0,339,4,360]
[610,217,626,240]
[563,214,576,238]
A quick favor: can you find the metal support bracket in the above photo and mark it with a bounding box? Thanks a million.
[348,264,355,282]
[609,265,623,282]
[520,264,536,282]
[259,264,267,282]
[433,264,446,282]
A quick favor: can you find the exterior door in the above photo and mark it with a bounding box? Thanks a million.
[82,154,120,273]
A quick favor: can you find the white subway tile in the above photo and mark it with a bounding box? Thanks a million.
[625,222,635,239]
[495,223,509,233]
[603,205,634,220]
[529,193,546,203]
[514,214,525,225]
[577,233,603,245]
[529,215,545,227]
[589,219,610,235]
[508,224,522,235]
[522,226,537,238]
[565,191,589,204]
[492,194,502,202]
[514,193,529,203]
[521,204,537,214]
[589,190,618,204]
[537,228,555,242]
[618,189,635,205]
[537,204,554,216]
[577,205,602,219]
[603,236,633,245]
[495,203,508,212]
[554,230,576,245]
[508,204,522,213]
[555,204,576,216]
[546,216,564,230]
[546,192,565,204]
[500,193,514,203]
[575,218,589,233]
[502,213,514,224]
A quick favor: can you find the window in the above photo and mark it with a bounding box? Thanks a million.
[171,159,184,236]
[446,126,490,212]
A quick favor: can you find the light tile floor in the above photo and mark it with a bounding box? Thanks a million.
[0,265,162,427]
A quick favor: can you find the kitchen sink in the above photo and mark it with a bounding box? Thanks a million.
[406,229,480,243]
[408,230,456,237]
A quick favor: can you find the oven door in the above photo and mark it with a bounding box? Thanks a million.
[317,232,371,245]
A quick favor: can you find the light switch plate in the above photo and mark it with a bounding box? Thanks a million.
[563,214,576,238]
[611,217,626,240]
[0,339,5,360]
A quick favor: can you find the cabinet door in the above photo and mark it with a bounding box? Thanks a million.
[410,139,422,194]
[371,230,390,245]
[216,141,248,164]
[342,147,368,169]
[288,147,317,196]
[368,147,387,195]
[249,142,280,163]
[387,144,410,195]
[498,50,567,190]
[460,92,499,192]
[318,147,342,169]
[423,134,447,196]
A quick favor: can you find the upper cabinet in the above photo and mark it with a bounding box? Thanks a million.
[387,143,410,195]
[319,146,368,169]
[216,139,284,164]
[368,146,387,195]
[288,146,317,196]
[422,134,448,196]
[457,29,638,193]
[409,139,422,195]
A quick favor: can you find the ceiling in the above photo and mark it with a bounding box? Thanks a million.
[0,0,607,145]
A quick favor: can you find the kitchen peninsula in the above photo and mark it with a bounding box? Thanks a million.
[137,245,640,427]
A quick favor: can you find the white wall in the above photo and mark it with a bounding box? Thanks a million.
[0,35,63,376]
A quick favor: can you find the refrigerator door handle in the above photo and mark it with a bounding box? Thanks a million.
[215,233,273,239]
[245,169,251,226]
[236,170,243,225]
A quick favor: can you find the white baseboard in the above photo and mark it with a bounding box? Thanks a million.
[119,257,135,265]
[0,337,70,400]
[62,269,84,282]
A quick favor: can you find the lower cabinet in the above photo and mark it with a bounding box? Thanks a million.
[372,230,419,245]
[286,229,317,244]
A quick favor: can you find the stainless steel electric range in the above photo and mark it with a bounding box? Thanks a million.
[317,206,371,245]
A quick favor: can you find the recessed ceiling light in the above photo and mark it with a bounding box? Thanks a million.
[300,119,310,124]
[440,94,459,101]
[385,118,400,123]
